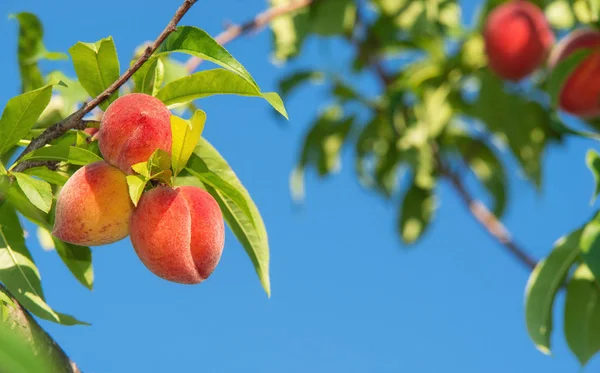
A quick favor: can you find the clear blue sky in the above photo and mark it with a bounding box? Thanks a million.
[0,0,598,372]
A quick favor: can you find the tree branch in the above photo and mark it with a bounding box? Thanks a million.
[13,0,199,173]
[185,0,316,73]
[437,158,537,269]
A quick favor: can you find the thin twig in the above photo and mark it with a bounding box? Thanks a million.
[438,158,537,269]
[185,0,316,72]
[13,0,199,173]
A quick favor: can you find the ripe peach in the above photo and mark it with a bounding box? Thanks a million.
[129,186,225,284]
[483,1,554,81]
[52,161,133,246]
[98,93,172,174]
[548,29,600,118]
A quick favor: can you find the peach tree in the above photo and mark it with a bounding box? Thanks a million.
[3,0,600,371]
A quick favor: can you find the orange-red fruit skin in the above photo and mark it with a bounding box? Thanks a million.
[98,93,172,174]
[129,186,225,284]
[52,161,133,246]
[483,1,554,81]
[548,29,600,118]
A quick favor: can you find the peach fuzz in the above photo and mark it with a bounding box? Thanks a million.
[483,1,554,81]
[98,93,172,174]
[548,29,600,118]
[52,161,133,246]
[129,186,225,284]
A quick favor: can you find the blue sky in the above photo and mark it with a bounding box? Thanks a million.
[0,0,598,372]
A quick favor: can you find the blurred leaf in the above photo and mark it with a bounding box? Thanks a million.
[11,13,66,93]
[547,49,591,108]
[51,238,93,290]
[298,108,354,179]
[16,145,102,166]
[12,173,52,213]
[40,72,89,127]
[580,213,600,280]
[156,26,260,91]
[186,139,271,296]
[525,228,582,354]
[36,227,54,251]
[469,71,559,186]
[160,57,189,86]
[0,85,53,156]
[309,0,356,36]
[564,264,600,366]
[69,36,120,110]
[171,111,206,176]
[453,133,507,217]
[0,203,87,325]
[269,0,311,61]
[1,181,48,228]
[132,57,164,96]
[414,84,451,138]
[587,150,600,203]
[156,69,288,118]
[279,70,324,99]
[545,0,575,29]
[398,181,435,244]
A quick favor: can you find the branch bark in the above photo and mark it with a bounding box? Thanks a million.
[185,0,316,73]
[13,0,199,173]
[438,162,537,269]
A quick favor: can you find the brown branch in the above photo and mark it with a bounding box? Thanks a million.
[185,0,316,73]
[13,0,199,173]
[439,161,537,269]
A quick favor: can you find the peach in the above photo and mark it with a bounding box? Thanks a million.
[83,128,99,136]
[129,186,225,284]
[548,29,600,117]
[52,161,133,246]
[483,1,554,81]
[98,93,172,174]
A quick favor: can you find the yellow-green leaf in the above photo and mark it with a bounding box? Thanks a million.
[171,111,206,176]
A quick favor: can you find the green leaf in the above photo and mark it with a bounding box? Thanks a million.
[454,133,507,217]
[11,13,66,93]
[0,203,87,325]
[587,150,600,203]
[12,172,52,213]
[414,84,451,138]
[547,49,591,108]
[279,70,324,99]
[171,111,206,176]
[126,175,148,206]
[22,167,68,186]
[525,228,582,354]
[132,57,164,96]
[185,139,270,296]
[69,36,120,110]
[52,238,93,290]
[469,71,560,186]
[0,315,55,373]
[156,26,266,91]
[580,213,600,280]
[148,149,172,176]
[0,85,53,156]
[564,264,600,366]
[156,69,288,118]
[16,145,102,166]
[398,182,435,244]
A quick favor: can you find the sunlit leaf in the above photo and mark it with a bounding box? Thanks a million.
[12,173,52,213]
[525,229,582,354]
[69,36,120,110]
[186,139,270,296]
[170,111,206,176]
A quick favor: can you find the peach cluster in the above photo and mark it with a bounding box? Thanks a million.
[484,1,600,117]
[52,93,225,284]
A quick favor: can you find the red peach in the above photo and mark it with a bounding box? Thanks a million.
[548,29,600,118]
[52,161,133,246]
[129,186,225,284]
[98,93,172,174]
[484,1,554,81]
